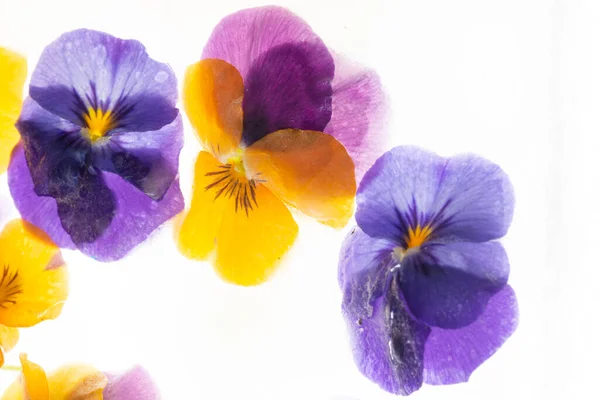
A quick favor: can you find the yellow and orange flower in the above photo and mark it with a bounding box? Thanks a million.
[176,59,356,286]
[0,220,68,366]
[1,354,107,400]
[0,47,26,174]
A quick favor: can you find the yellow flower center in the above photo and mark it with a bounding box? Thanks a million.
[83,107,115,142]
[393,224,433,261]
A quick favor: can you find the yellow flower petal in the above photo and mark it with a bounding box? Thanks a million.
[244,129,356,228]
[47,363,107,399]
[0,220,68,327]
[0,325,19,353]
[184,59,244,158]
[215,182,298,286]
[0,47,26,174]
[176,151,298,285]
[20,354,49,400]
[175,151,229,260]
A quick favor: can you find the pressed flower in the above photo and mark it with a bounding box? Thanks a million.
[339,146,517,395]
[0,220,68,366]
[0,47,26,174]
[8,29,184,262]
[177,6,386,286]
[1,354,160,400]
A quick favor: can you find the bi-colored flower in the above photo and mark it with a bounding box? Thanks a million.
[176,6,386,286]
[339,146,517,395]
[0,220,68,366]
[8,29,184,262]
[1,354,159,400]
[0,47,26,174]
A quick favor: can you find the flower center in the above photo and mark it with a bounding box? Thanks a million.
[204,153,263,215]
[0,264,22,309]
[83,107,115,142]
[393,224,433,261]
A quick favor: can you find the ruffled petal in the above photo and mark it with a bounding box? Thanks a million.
[0,48,26,174]
[340,226,430,395]
[183,59,243,157]
[399,242,509,329]
[325,52,387,181]
[203,6,324,81]
[0,220,67,327]
[29,29,178,132]
[356,146,514,243]
[215,183,298,286]
[244,129,355,228]
[423,285,518,385]
[104,365,160,400]
[241,41,333,146]
[46,363,107,399]
[175,151,229,260]
[8,145,184,262]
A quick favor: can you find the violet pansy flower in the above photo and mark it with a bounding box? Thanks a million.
[8,29,184,261]
[339,146,517,395]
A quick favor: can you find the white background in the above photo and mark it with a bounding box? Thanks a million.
[0,0,596,399]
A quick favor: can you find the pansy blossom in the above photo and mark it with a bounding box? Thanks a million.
[339,146,517,395]
[1,354,160,399]
[0,220,68,366]
[8,29,184,262]
[176,6,386,286]
[0,47,26,174]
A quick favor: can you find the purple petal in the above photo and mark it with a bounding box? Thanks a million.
[93,115,184,201]
[340,227,430,395]
[324,52,387,181]
[343,274,430,395]
[8,145,184,262]
[356,146,514,243]
[241,41,333,146]
[399,242,509,329]
[202,6,323,81]
[423,285,518,385]
[104,365,160,400]
[29,29,178,132]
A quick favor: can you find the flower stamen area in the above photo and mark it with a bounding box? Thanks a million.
[204,155,260,216]
[0,264,22,309]
[394,224,433,261]
[83,107,115,142]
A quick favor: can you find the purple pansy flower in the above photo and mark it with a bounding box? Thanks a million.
[7,29,184,261]
[339,146,517,395]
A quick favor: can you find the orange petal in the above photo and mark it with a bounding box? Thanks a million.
[0,220,68,327]
[0,48,26,174]
[175,151,229,260]
[184,59,244,158]
[20,354,49,400]
[244,129,356,228]
[215,183,298,286]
